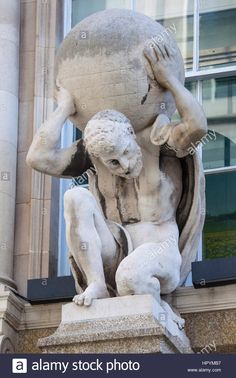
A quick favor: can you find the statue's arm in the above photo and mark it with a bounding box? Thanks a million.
[143,42,207,153]
[26,86,92,177]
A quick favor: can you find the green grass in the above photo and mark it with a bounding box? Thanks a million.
[203,219,236,259]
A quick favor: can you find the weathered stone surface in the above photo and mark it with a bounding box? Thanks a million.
[38,295,192,354]
[17,328,57,354]
[55,8,184,131]
[184,309,236,353]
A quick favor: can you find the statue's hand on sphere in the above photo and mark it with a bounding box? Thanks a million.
[143,41,178,90]
[55,80,76,117]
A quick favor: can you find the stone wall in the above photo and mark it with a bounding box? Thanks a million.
[184,309,236,353]
[12,0,64,296]
[17,328,57,353]
[14,306,236,354]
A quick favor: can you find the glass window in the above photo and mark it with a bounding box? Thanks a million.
[185,80,197,96]
[72,0,105,25]
[200,0,236,69]
[135,0,194,70]
[72,0,132,26]
[202,76,236,170]
[203,76,236,261]
[203,171,236,259]
[105,0,132,9]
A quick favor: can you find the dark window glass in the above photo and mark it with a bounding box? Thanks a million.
[200,4,236,69]
[72,0,132,26]
[72,0,106,25]
[203,171,236,259]
[202,77,236,169]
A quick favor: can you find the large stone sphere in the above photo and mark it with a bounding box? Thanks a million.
[55,9,184,131]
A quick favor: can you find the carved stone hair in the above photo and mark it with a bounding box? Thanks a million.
[84,109,135,157]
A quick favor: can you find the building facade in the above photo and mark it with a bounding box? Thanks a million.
[0,0,236,353]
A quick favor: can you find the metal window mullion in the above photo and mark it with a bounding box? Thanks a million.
[131,0,136,11]
[187,0,201,265]
[186,66,236,81]
[196,79,202,104]
[195,79,203,262]
[58,0,74,276]
[205,165,236,175]
[193,0,200,73]
[63,0,72,36]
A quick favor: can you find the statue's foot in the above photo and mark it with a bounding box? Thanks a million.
[73,281,110,306]
[171,312,185,330]
[160,299,185,330]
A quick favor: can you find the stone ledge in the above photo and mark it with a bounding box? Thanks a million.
[19,284,236,331]
[169,283,236,313]
[3,284,236,331]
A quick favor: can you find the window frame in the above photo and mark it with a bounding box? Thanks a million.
[182,0,236,265]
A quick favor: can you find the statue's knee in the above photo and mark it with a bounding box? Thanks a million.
[115,260,140,296]
[161,272,180,294]
[64,187,89,210]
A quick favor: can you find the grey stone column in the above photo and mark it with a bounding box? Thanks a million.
[0,0,20,288]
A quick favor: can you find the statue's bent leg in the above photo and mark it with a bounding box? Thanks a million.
[115,241,185,329]
[115,241,181,303]
[64,187,118,306]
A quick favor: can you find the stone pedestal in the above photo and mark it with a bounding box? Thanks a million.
[0,284,25,353]
[38,295,193,353]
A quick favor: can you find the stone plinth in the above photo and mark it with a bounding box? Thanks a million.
[38,295,192,353]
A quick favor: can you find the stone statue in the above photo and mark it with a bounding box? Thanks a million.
[26,9,207,331]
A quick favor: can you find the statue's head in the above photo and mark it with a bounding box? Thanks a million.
[84,110,143,179]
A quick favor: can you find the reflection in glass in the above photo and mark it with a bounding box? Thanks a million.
[202,77,236,169]
[135,0,194,70]
[72,0,194,70]
[72,0,131,25]
[185,80,197,96]
[203,171,236,259]
[200,1,236,69]
[72,0,105,25]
